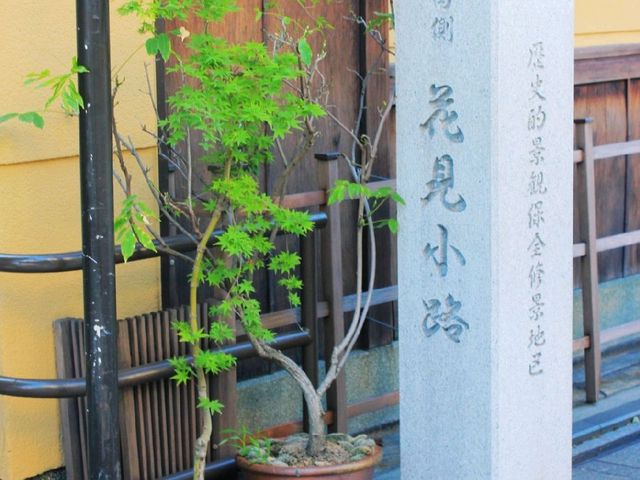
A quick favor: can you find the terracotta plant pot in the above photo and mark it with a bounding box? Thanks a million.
[236,445,382,480]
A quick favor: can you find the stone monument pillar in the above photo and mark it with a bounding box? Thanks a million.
[396,1,574,478]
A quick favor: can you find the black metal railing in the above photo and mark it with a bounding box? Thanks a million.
[0,212,325,396]
[0,331,311,399]
[0,214,326,273]
[0,212,324,479]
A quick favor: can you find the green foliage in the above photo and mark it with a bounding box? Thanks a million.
[297,38,313,66]
[172,318,236,345]
[221,426,271,463]
[163,35,324,171]
[204,171,313,313]
[114,195,158,261]
[217,226,257,258]
[209,321,235,344]
[145,32,171,61]
[374,218,399,234]
[172,320,206,343]
[368,11,395,31]
[270,251,303,307]
[198,397,225,415]
[129,5,329,429]
[194,350,236,375]
[0,57,87,128]
[328,180,405,232]
[25,57,88,113]
[221,425,260,449]
[169,356,195,385]
[0,112,45,129]
[119,0,238,33]
[269,251,300,275]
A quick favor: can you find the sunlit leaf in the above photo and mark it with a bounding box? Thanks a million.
[298,38,312,66]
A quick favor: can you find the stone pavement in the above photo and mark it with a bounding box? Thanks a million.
[373,340,640,479]
[373,429,640,479]
[573,437,640,479]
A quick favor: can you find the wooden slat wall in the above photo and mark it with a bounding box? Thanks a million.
[54,320,88,480]
[574,81,627,283]
[624,79,640,276]
[161,1,397,356]
[574,44,640,286]
[55,303,237,480]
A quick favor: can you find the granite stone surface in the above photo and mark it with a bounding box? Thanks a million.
[396,1,574,478]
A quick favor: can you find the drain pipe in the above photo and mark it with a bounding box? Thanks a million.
[76,1,121,478]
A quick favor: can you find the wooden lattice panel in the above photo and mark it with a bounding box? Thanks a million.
[54,304,237,479]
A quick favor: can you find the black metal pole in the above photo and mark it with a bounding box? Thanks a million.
[0,331,311,398]
[76,1,121,478]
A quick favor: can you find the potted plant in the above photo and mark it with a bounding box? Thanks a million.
[3,1,398,479]
[116,1,399,478]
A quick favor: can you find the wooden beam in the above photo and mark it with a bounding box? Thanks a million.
[280,190,326,210]
[343,286,398,313]
[601,319,640,345]
[278,179,397,211]
[573,335,591,352]
[368,179,396,191]
[575,44,640,85]
[573,320,640,352]
[593,139,640,161]
[597,230,640,253]
[346,391,399,418]
[575,44,640,61]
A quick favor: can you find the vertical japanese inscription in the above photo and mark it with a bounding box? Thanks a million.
[421,4,469,343]
[431,0,453,42]
[526,41,547,376]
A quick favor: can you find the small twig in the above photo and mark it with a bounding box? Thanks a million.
[324,109,361,147]
[117,133,202,253]
[371,88,396,162]
[112,77,132,195]
[143,62,159,120]
[275,138,289,168]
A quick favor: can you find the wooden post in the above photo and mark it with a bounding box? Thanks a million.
[575,118,602,403]
[316,153,348,434]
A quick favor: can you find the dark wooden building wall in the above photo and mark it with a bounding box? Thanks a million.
[160,1,396,370]
[574,44,640,286]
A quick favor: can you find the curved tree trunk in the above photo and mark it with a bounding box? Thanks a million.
[304,389,327,456]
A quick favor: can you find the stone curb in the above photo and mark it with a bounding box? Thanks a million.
[573,405,640,464]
